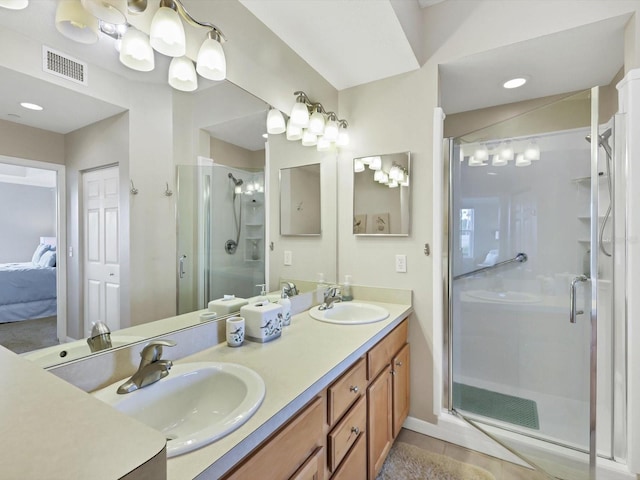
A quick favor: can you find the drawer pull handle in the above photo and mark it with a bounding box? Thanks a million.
[351,426,360,436]
[349,385,359,394]
[395,361,403,367]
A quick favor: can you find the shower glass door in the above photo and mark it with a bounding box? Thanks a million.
[448,89,609,479]
[177,163,265,314]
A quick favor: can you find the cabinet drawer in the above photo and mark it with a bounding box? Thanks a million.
[224,396,324,480]
[327,357,366,426]
[330,432,366,480]
[367,320,407,380]
[289,446,324,480]
[327,395,366,472]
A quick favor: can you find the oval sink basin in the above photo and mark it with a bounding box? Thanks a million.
[309,302,389,325]
[24,336,145,366]
[465,290,542,304]
[92,362,265,457]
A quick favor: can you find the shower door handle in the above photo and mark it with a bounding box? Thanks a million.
[179,254,187,279]
[569,275,588,323]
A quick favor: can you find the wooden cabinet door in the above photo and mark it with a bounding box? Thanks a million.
[289,447,324,480]
[392,343,410,439]
[367,365,393,480]
[331,433,366,480]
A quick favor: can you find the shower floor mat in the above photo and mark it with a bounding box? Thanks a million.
[453,383,540,430]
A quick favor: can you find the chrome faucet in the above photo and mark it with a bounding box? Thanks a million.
[86,321,112,353]
[281,281,298,297]
[318,285,342,310]
[117,340,176,394]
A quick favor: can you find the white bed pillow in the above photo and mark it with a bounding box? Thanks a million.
[31,243,51,264]
[38,250,56,267]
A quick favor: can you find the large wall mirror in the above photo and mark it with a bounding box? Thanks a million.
[0,3,338,369]
[280,163,321,236]
[353,152,411,236]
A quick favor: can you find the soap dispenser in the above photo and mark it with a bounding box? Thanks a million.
[280,287,292,326]
[342,275,353,301]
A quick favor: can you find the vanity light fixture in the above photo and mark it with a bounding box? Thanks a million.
[498,140,514,161]
[276,91,349,150]
[474,144,489,162]
[353,159,365,173]
[515,153,531,167]
[524,139,540,161]
[368,156,382,171]
[47,0,228,90]
[491,154,508,166]
[0,0,28,9]
[266,107,286,135]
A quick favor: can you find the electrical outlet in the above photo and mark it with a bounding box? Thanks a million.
[284,250,292,266]
[395,254,407,273]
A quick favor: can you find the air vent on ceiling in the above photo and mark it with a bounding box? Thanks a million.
[42,46,88,86]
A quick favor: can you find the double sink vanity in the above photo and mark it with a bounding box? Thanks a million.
[4,286,412,479]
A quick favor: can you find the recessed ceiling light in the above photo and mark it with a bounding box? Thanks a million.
[503,77,528,89]
[20,102,44,111]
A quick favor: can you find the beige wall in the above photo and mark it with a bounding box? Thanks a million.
[339,0,640,425]
[210,137,265,170]
[0,119,64,165]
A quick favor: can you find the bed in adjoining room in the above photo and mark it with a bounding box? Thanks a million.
[0,237,57,324]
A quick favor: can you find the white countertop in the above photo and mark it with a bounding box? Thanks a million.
[166,300,413,480]
[0,345,166,480]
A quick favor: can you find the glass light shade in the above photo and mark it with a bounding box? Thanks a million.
[290,102,309,128]
[524,140,540,161]
[354,159,365,173]
[150,6,186,57]
[498,142,514,161]
[301,130,317,147]
[491,154,508,167]
[515,153,531,167]
[474,144,489,161]
[324,119,339,141]
[308,110,325,135]
[0,0,28,9]
[55,0,99,44]
[266,108,286,135]
[377,172,389,184]
[119,28,155,72]
[368,156,382,171]
[168,57,198,92]
[400,176,409,187]
[388,180,399,188]
[317,136,331,152]
[373,170,384,182]
[468,156,486,167]
[196,36,226,81]
[81,0,126,24]
[286,120,302,141]
[337,128,349,147]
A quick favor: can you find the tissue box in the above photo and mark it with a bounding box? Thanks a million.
[240,301,283,343]
[208,295,248,315]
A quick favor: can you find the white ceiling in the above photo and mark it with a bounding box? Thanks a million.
[0,1,631,140]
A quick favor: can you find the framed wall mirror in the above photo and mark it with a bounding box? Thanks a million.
[280,163,322,236]
[353,152,411,236]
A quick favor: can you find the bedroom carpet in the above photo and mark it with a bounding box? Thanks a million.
[0,316,58,353]
[376,442,496,480]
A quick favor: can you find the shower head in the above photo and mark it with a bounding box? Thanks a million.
[585,128,613,159]
[228,173,243,186]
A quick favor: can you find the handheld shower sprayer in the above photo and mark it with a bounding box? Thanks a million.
[585,127,613,257]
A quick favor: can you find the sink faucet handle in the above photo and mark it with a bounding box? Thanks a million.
[140,339,176,364]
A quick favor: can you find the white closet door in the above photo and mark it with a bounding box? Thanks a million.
[83,166,120,335]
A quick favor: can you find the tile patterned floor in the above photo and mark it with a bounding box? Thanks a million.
[397,428,549,480]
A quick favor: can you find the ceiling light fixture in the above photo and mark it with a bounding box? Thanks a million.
[20,102,44,111]
[150,0,185,56]
[503,77,528,89]
[273,91,349,150]
[119,27,155,71]
[515,153,531,167]
[0,0,28,9]
[81,0,126,25]
[168,56,197,92]
[524,139,540,161]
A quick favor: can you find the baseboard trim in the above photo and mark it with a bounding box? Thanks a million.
[403,414,635,479]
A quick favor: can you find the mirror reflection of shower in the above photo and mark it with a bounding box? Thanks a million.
[225,173,244,255]
[585,127,613,257]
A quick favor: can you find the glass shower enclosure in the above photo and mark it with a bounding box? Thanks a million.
[445,88,619,479]
[176,163,265,314]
